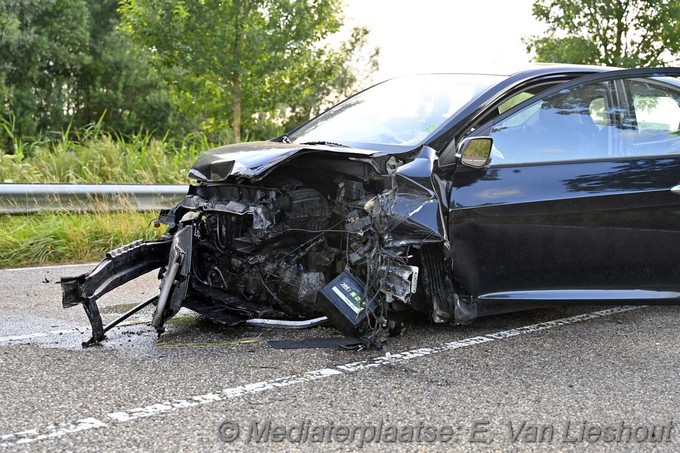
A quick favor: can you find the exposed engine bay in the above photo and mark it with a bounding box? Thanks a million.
[61,143,469,349]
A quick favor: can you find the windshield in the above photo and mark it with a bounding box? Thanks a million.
[289,74,506,147]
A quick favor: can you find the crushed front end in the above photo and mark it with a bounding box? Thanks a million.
[61,143,462,348]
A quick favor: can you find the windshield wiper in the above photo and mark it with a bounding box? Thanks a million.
[300,140,349,148]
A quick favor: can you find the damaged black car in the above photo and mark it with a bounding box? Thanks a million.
[61,66,680,348]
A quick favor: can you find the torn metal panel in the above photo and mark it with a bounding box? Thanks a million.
[61,240,171,308]
[381,146,450,246]
[152,224,194,333]
[188,142,386,182]
[60,239,172,345]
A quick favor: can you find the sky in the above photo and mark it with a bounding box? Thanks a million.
[343,0,547,83]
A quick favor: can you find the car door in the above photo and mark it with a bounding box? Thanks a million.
[447,68,680,303]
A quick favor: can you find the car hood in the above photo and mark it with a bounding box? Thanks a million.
[187,141,390,182]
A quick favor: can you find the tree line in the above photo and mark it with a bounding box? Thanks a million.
[525,0,680,67]
[0,0,378,146]
[1,0,678,151]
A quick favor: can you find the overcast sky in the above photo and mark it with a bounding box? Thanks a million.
[344,0,547,82]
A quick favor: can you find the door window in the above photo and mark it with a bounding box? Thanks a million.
[622,77,680,156]
[488,75,680,165]
[489,81,614,164]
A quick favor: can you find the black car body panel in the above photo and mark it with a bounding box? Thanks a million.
[61,66,680,348]
[449,68,680,302]
[450,157,680,297]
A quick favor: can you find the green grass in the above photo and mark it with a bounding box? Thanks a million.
[0,211,164,269]
[0,120,216,184]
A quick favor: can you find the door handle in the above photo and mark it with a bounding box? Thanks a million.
[672,185,680,195]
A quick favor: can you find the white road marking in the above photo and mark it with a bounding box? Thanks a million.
[5,419,106,446]
[0,305,645,447]
[0,329,79,344]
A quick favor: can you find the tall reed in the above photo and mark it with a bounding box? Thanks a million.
[0,117,215,184]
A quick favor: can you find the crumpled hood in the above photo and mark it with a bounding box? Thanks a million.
[188,141,384,182]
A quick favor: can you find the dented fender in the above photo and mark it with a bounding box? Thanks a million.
[384,145,449,246]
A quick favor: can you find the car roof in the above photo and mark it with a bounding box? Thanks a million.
[405,63,614,80]
[375,64,616,88]
[507,63,618,79]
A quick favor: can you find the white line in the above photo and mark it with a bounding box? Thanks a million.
[1,262,97,273]
[4,419,106,446]
[0,305,645,448]
[0,329,79,344]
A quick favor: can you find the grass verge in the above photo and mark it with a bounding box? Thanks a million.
[0,211,164,269]
[0,123,214,184]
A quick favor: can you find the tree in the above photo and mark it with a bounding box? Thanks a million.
[72,0,180,136]
[0,0,91,137]
[0,0,178,145]
[525,0,680,67]
[120,0,379,142]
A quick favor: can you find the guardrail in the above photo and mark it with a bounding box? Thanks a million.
[0,184,188,214]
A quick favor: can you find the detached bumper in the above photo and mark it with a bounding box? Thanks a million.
[61,239,172,345]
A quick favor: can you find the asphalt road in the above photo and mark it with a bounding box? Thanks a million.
[1,263,679,452]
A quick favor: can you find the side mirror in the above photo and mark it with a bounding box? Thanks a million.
[459,137,493,168]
